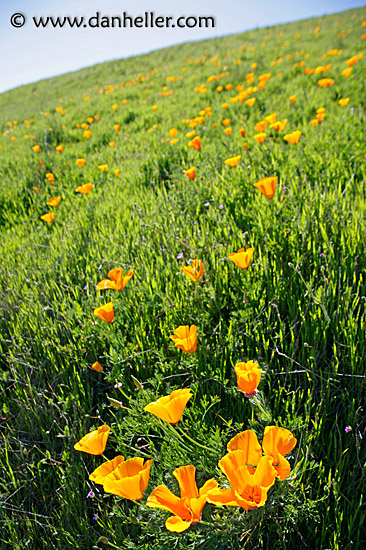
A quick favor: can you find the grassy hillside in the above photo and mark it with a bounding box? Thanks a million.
[0,7,365,549]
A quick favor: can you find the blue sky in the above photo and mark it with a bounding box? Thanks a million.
[0,0,364,94]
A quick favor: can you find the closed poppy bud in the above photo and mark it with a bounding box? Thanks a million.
[224,155,241,167]
[170,325,197,353]
[234,360,262,397]
[34,186,40,194]
[32,145,40,153]
[243,142,248,151]
[184,167,196,180]
[253,176,277,199]
[74,425,110,455]
[92,361,103,372]
[94,302,114,323]
[76,158,86,167]
[40,212,55,223]
[227,247,254,269]
[75,183,94,194]
[144,388,193,424]
[239,128,246,137]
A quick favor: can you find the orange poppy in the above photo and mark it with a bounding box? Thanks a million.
[253,176,277,199]
[169,128,178,137]
[75,183,94,194]
[96,267,133,291]
[234,361,261,397]
[289,95,296,103]
[46,196,61,207]
[32,145,40,153]
[114,169,121,178]
[170,325,197,353]
[114,124,120,131]
[254,132,266,144]
[184,167,196,181]
[270,119,287,132]
[147,465,218,532]
[144,388,192,425]
[224,127,232,136]
[255,121,267,132]
[222,119,231,126]
[112,104,118,110]
[188,136,201,151]
[109,141,116,148]
[207,453,276,510]
[339,98,350,106]
[227,247,254,269]
[83,130,92,139]
[74,425,110,455]
[245,98,256,107]
[283,131,302,144]
[34,186,39,194]
[101,457,153,501]
[264,113,277,124]
[341,68,352,77]
[40,212,55,223]
[98,164,108,172]
[94,302,114,323]
[317,78,334,87]
[186,130,196,138]
[227,426,297,480]
[171,138,179,145]
[92,361,103,372]
[224,155,241,167]
[181,260,203,282]
[45,173,54,184]
[309,119,319,127]
[76,158,86,167]
[56,144,63,154]
[239,128,246,137]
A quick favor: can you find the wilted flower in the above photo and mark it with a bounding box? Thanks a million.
[181,260,203,282]
[147,465,217,532]
[94,302,114,323]
[170,325,197,353]
[227,247,254,269]
[144,388,193,424]
[74,425,110,455]
[96,267,133,291]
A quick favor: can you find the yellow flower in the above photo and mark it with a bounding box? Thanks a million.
[40,212,55,223]
[98,164,108,172]
[254,132,266,144]
[94,302,114,323]
[144,388,193,424]
[32,145,40,153]
[147,465,217,532]
[74,425,110,455]
[170,325,197,353]
[46,196,61,207]
[109,141,116,148]
[76,158,86,167]
[83,130,92,139]
[289,95,296,103]
[339,98,350,106]
[283,131,302,144]
[56,144,63,154]
[234,361,261,397]
[224,127,232,136]
[181,260,203,282]
[102,457,153,501]
[169,128,178,137]
[317,78,334,87]
[75,183,94,194]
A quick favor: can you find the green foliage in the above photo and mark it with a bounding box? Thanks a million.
[0,6,366,550]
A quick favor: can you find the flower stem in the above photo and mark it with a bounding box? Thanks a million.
[252,395,272,421]
[177,427,214,453]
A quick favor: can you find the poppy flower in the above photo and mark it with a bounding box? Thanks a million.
[114,169,121,177]
[101,457,153,501]
[96,267,133,291]
[75,183,94,194]
[265,113,277,124]
[227,426,297,480]
[34,186,39,194]
[239,128,246,137]
[40,212,55,223]
[222,119,231,126]
[144,388,193,425]
[224,155,241,167]
[270,119,287,131]
[74,425,110,455]
[112,104,118,110]
[147,465,218,532]
[254,132,266,144]
[317,78,334,87]
[339,98,350,106]
[227,247,254,269]
[45,173,54,184]
[109,141,116,148]
[309,119,319,127]
[253,176,277,199]
[184,167,196,181]
[186,130,196,138]
[207,453,276,510]
[169,128,178,137]
[76,158,86,167]
[188,136,201,150]
[32,145,40,153]
[170,325,197,353]
[171,138,178,145]
[283,131,302,144]
[94,302,114,323]
[255,121,267,132]
[92,361,103,372]
[181,260,203,282]
[46,196,61,207]
[346,55,358,67]
[224,127,232,136]
[341,68,352,77]
[83,130,92,139]
[114,124,120,131]
[56,144,63,154]
[234,361,261,397]
[289,95,296,103]
[98,164,108,172]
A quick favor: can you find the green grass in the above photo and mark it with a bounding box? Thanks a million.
[0,7,365,549]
